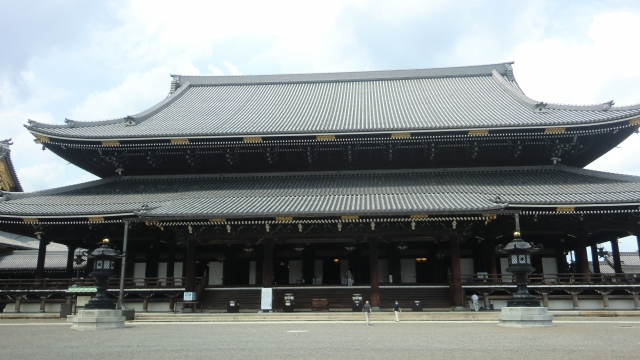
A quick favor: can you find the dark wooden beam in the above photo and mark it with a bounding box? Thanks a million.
[449,234,463,309]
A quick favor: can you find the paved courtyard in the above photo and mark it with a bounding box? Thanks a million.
[1,319,639,359]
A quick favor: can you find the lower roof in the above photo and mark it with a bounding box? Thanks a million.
[0,165,639,220]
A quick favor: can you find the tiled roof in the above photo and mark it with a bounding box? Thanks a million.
[0,230,67,251]
[26,63,640,140]
[0,248,86,271]
[0,165,639,218]
[604,251,640,267]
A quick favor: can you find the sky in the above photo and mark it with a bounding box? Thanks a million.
[1,0,640,253]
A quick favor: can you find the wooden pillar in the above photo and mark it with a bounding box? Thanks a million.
[369,237,379,307]
[255,245,263,287]
[145,243,159,279]
[590,244,601,274]
[450,234,464,309]
[166,242,175,286]
[555,240,568,273]
[262,238,273,287]
[66,245,77,278]
[611,238,623,274]
[575,236,590,276]
[35,238,49,281]
[488,239,497,277]
[303,246,314,284]
[184,239,197,293]
[387,242,401,284]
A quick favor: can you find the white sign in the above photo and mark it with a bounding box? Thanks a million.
[184,292,196,302]
[261,288,273,310]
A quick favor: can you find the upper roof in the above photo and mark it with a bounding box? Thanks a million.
[25,62,640,141]
[0,165,639,219]
[0,140,23,192]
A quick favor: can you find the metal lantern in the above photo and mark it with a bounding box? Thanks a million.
[495,215,542,307]
[84,238,125,309]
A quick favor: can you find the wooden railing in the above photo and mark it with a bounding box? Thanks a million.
[460,273,640,285]
[0,277,202,291]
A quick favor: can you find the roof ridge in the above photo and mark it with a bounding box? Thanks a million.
[173,62,514,87]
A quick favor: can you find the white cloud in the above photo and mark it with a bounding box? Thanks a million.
[513,11,640,106]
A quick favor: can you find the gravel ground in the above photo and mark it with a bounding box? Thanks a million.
[1,320,639,359]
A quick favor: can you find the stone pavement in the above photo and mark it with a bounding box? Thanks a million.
[1,319,639,359]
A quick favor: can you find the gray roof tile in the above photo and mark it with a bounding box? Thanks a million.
[0,248,86,270]
[0,165,639,218]
[26,63,640,140]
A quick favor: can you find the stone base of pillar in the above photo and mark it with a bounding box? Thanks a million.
[498,307,553,328]
[70,309,125,331]
[452,306,465,311]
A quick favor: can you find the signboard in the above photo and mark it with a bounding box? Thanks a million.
[261,288,273,310]
[184,292,196,302]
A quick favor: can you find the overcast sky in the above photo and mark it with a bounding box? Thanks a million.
[1,0,639,252]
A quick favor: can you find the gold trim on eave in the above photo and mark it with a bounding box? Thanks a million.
[481,214,498,219]
[275,216,293,221]
[629,117,640,126]
[0,160,16,191]
[88,217,104,222]
[391,132,411,139]
[316,135,335,141]
[145,220,158,226]
[556,206,575,213]
[468,130,488,136]
[22,218,39,223]
[101,140,120,146]
[209,218,226,223]
[410,214,429,219]
[243,137,262,143]
[33,134,50,144]
[544,127,566,133]
[341,215,359,220]
[170,138,189,144]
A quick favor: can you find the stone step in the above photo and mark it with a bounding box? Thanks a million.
[133,311,499,322]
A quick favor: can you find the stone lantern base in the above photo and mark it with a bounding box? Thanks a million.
[70,309,126,330]
[498,307,554,328]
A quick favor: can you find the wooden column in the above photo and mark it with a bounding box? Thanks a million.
[488,239,497,280]
[262,238,273,287]
[166,242,175,285]
[66,245,77,278]
[576,236,590,276]
[555,240,568,273]
[35,238,49,281]
[369,237,379,307]
[590,244,601,274]
[184,239,197,293]
[388,242,401,284]
[255,245,264,287]
[303,246,314,284]
[450,234,463,309]
[611,238,623,274]
[145,244,159,279]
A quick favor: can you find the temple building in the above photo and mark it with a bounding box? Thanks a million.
[1,62,640,313]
